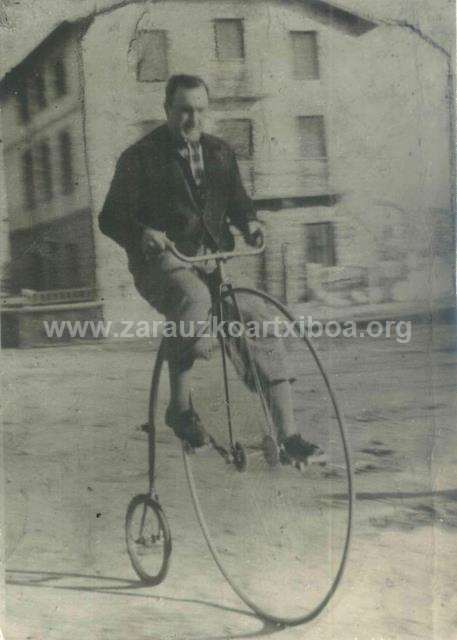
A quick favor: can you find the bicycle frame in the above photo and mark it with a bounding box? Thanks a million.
[145,235,267,495]
[145,339,167,500]
[135,234,354,620]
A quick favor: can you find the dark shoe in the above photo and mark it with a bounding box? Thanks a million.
[165,405,208,449]
[281,434,327,467]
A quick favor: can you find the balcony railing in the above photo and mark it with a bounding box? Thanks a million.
[2,287,97,308]
[239,159,330,199]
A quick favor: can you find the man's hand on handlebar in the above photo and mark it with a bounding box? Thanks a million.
[142,228,168,257]
[142,220,264,259]
[244,220,264,248]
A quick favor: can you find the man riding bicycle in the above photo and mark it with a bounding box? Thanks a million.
[99,74,323,465]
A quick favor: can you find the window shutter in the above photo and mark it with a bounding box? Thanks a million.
[59,131,74,194]
[137,31,169,82]
[297,116,326,158]
[214,19,245,60]
[53,60,67,97]
[38,142,53,202]
[306,222,336,266]
[31,68,47,110]
[290,32,319,80]
[22,150,36,210]
[16,78,30,123]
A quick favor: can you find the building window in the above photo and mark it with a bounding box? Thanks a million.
[306,222,336,266]
[65,243,81,288]
[296,116,326,158]
[136,30,169,82]
[217,119,253,159]
[15,79,30,123]
[38,142,53,202]
[58,130,74,194]
[290,31,319,80]
[31,68,47,110]
[22,150,36,210]
[53,59,67,97]
[43,241,60,289]
[29,252,45,290]
[214,19,245,60]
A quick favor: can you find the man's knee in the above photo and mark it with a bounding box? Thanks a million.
[171,269,211,305]
[167,335,214,372]
[191,336,213,360]
[130,252,211,317]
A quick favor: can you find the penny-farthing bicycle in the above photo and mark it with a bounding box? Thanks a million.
[126,234,354,626]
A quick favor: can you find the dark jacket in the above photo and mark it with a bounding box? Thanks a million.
[99,124,256,260]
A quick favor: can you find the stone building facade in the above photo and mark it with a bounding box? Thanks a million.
[1,0,454,342]
[1,21,96,297]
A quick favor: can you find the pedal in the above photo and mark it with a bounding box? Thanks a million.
[209,436,231,463]
[262,435,280,467]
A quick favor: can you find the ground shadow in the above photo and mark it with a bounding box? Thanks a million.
[327,488,457,501]
[6,569,284,640]
[325,487,457,532]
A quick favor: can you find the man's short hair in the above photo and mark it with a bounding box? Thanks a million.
[165,74,210,107]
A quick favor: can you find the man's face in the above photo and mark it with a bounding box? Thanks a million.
[166,85,209,143]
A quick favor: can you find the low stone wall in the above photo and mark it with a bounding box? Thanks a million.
[1,303,103,348]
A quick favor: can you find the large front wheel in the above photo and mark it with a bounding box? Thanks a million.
[182,287,354,625]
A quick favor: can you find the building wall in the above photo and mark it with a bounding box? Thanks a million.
[9,209,95,293]
[81,0,344,322]
[76,0,453,322]
[0,117,10,291]
[1,24,96,293]
[327,25,453,306]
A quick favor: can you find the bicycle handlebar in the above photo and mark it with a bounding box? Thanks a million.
[164,230,265,264]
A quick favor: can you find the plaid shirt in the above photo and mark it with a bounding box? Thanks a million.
[176,137,214,266]
[100,124,256,258]
[177,140,205,187]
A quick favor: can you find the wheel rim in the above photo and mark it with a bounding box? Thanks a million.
[125,342,172,586]
[125,494,171,585]
[181,287,354,625]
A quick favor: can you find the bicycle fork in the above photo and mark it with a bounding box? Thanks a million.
[219,281,276,436]
[215,271,276,471]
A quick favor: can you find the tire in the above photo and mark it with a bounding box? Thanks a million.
[125,342,172,586]
[180,287,354,625]
[125,493,172,585]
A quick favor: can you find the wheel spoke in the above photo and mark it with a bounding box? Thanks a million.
[126,495,172,583]
[181,288,353,624]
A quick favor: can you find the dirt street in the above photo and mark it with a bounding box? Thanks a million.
[2,320,457,640]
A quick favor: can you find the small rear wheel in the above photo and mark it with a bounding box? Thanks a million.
[125,494,172,585]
